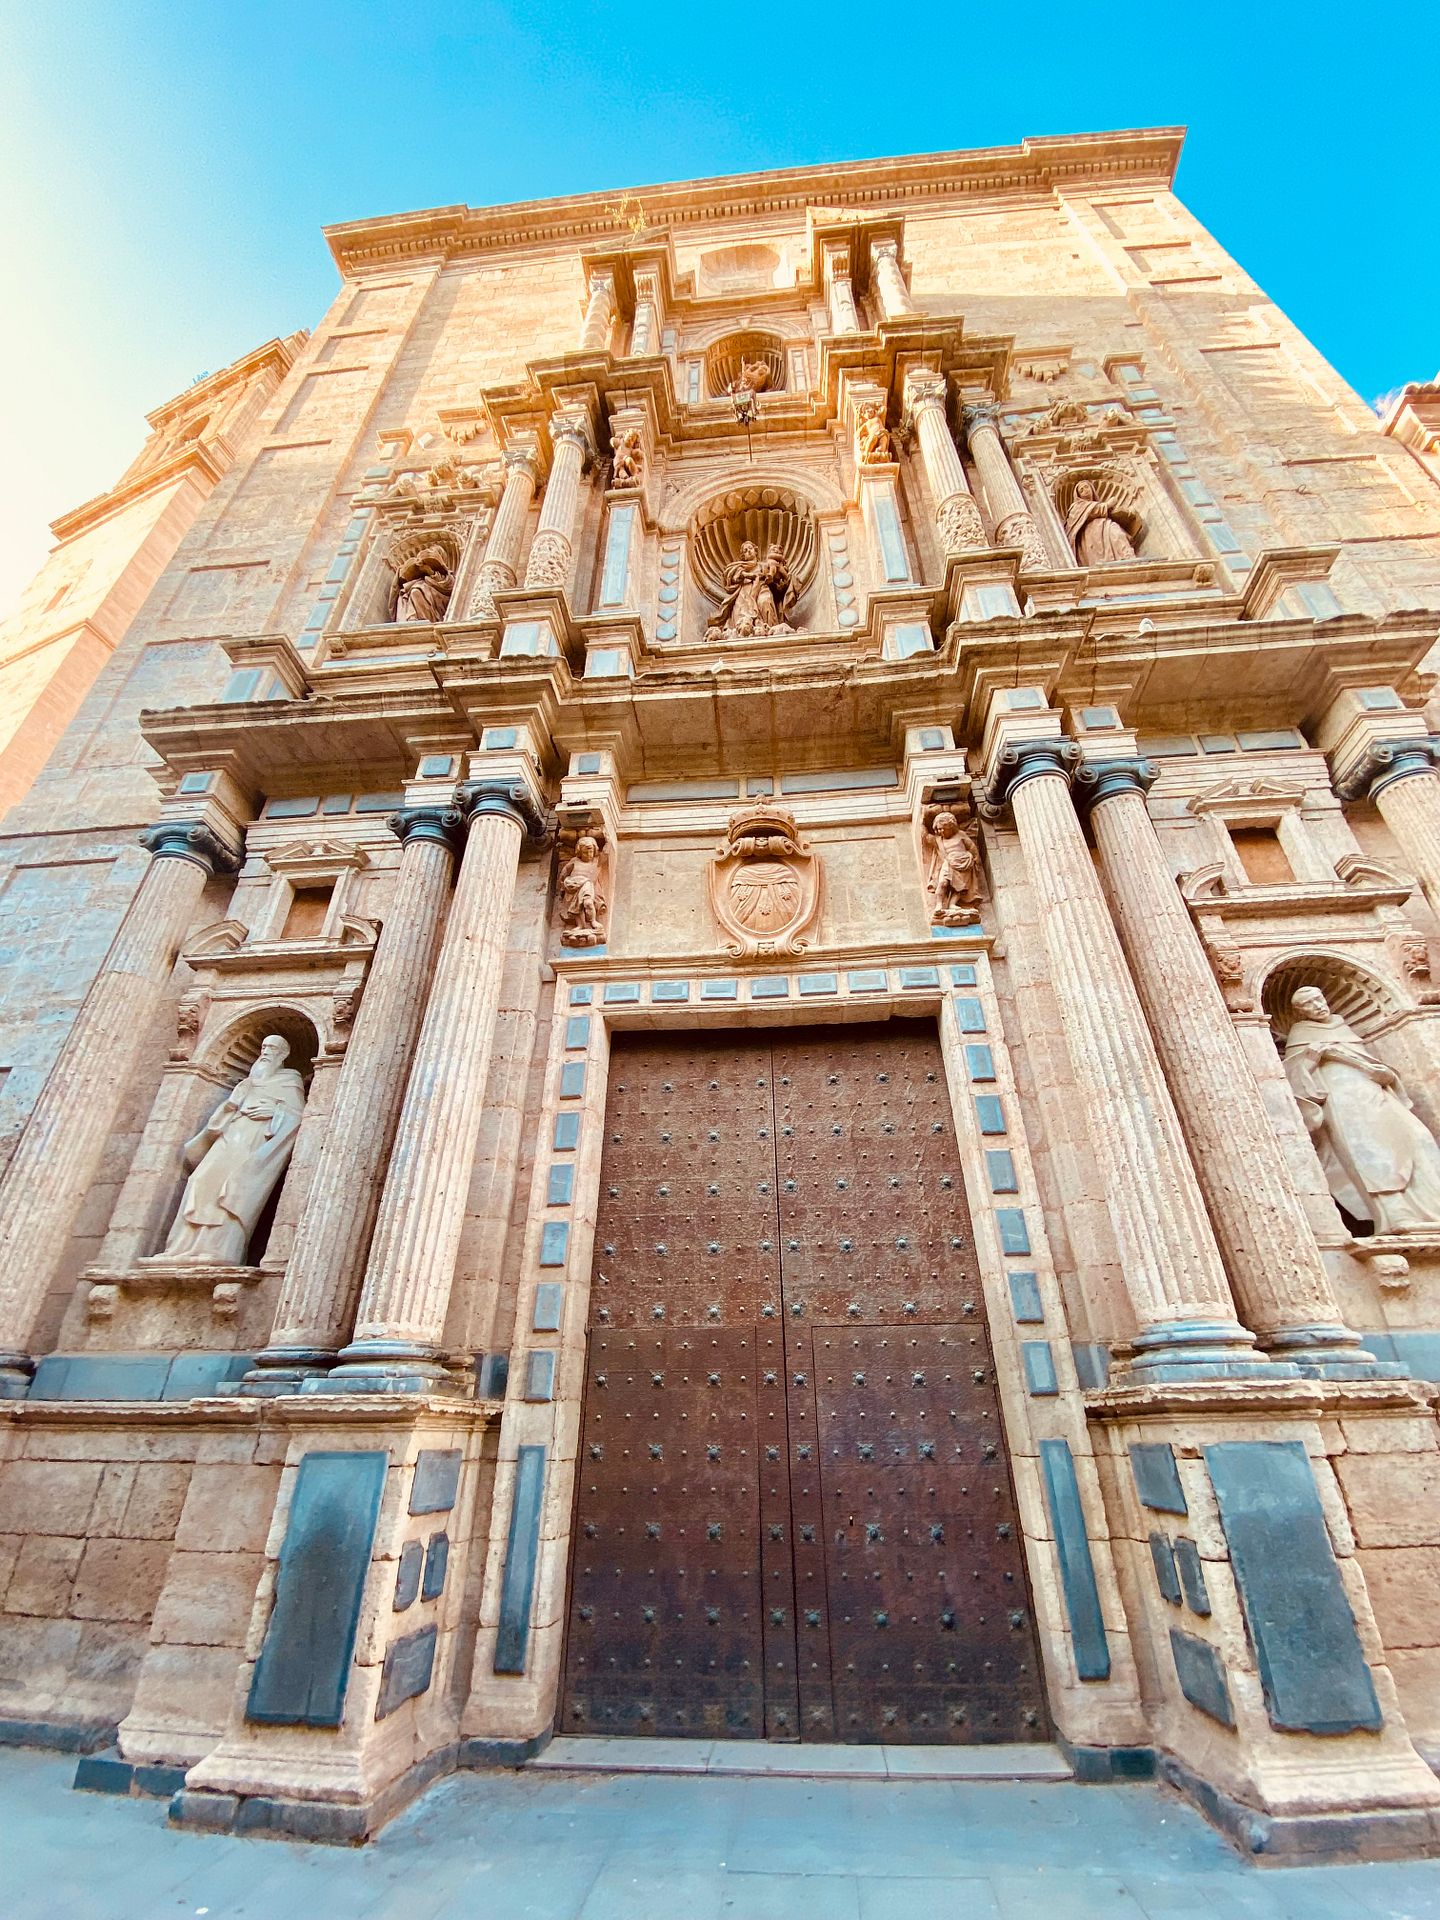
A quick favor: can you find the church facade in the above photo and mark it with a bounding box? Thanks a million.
[2,127,1440,1858]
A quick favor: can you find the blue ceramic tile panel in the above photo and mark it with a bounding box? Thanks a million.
[603,982,641,1004]
[575,752,603,774]
[355,792,406,812]
[751,977,789,998]
[974,1095,1006,1135]
[949,964,978,986]
[524,1350,556,1402]
[267,797,320,819]
[996,1208,1030,1255]
[1205,1440,1382,1734]
[568,984,593,1006]
[408,1449,461,1516]
[899,966,940,988]
[539,1221,569,1267]
[393,1540,422,1610]
[652,980,690,1002]
[376,1624,437,1720]
[559,1063,585,1099]
[1173,1536,1212,1616]
[564,1016,590,1050]
[532,1283,564,1332]
[553,1112,580,1151]
[1008,1272,1044,1324]
[482,727,518,749]
[986,1150,1018,1193]
[1130,1442,1187,1515]
[247,1450,388,1727]
[1023,1341,1058,1396]
[421,1531,449,1602]
[1072,1343,1111,1390]
[780,766,898,794]
[320,794,352,815]
[965,1045,995,1083]
[495,1446,547,1673]
[701,979,738,1000]
[546,1164,574,1207]
[918,727,946,749]
[954,997,986,1031]
[847,970,888,993]
[798,973,838,996]
[1039,1440,1111,1681]
[418,754,455,778]
[28,1355,170,1402]
[1170,1629,1234,1727]
[1150,1532,1182,1605]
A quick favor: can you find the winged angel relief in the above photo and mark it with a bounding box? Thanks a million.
[708,806,821,958]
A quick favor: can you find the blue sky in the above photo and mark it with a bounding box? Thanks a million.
[1,0,1433,610]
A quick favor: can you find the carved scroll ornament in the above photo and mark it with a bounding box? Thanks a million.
[708,806,820,957]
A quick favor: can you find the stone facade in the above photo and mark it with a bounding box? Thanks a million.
[0,336,304,821]
[2,128,1440,1858]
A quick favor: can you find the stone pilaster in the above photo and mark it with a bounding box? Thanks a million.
[325,779,546,1391]
[630,269,660,356]
[903,372,986,556]
[0,819,240,1394]
[822,243,861,334]
[1074,750,1380,1375]
[980,696,1268,1379]
[242,806,466,1390]
[465,443,541,619]
[578,269,616,354]
[963,404,1050,569]
[870,237,916,319]
[524,415,593,591]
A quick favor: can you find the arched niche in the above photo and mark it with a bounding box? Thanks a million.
[705,330,787,399]
[689,482,820,622]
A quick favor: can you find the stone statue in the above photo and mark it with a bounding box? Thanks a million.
[611,428,643,489]
[856,403,893,464]
[1065,481,1137,565]
[732,358,771,395]
[558,833,607,946]
[161,1035,307,1265]
[708,540,798,638]
[925,808,983,926]
[1282,986,1440,1232]
[392,544,454,622]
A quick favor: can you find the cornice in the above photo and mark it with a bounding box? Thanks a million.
[143,333,306,435]
[324,128,1186,276]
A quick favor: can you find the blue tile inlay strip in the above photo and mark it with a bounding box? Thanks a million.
[996,1208,1030,1254]
[1023,1341,1058,1396]
[1130,1442,1187,1515]
[899,965,940,988]
[974,1094,1006,1136]
[965,1045,995,1082]
[568,984,593,1006]
[564,1016,590,1050]
[798,973,838,996]
[986,1150,1018,1193]
[559,1063,585,1099]
[409,1449,461,1515]
[1205,1440,1381,1734]
[652,980,690,1002]
[847,969,888,993]
[524,1350,556,1401]
[1170,1628,1234,1728]
[752,977,790,999]
[494,1445,547,1674]
[1149,1531,1182,1605]
[1173,1536,1212,1616]
[532,1282,564,1332]
[1008,1271,1044,1324]
[553,1112,580,1151]
[539,1221,569,1267]
[954,997,986,1032]
[603,982,641,1004]
[702,979,738,1000]
[950,964,977,986]
[1039,1439,1111,1681]
[546,1164,574,1207]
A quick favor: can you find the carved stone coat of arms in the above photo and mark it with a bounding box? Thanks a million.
[708,806,820,957]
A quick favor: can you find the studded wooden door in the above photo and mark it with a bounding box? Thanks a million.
[560,1020,1047,1744]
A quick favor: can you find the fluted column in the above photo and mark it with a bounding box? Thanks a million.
[963,404,1050,569]
[242,806,465,1390]
[578,270,617,354]
[524,417,593,589]
[1353,742,1440,916]
[466,445,541,618]
[823,245,862,335]
[1077,758,1380,1375]
[630,270,660,356]
[870,239,916,320]
[985,741,1271,1379]
[325,781,544,1391]
[0,821,239,1394]
[905,375,985,555]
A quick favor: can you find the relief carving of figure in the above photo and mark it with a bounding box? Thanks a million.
[392,544,454,622]
[1282,986,1440,1232]
[1065,480,1137,565]
[161,1035,307,1265]
[924,806,983,926]
[558,832,608,947]
[855,402,893,465]
[708,540,798,639]
[611,427,643,489]
[731,357,771,395]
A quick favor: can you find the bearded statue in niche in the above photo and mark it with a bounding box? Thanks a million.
[923,804,983,927]
[1281,986,1440,1232]
[391,543,455,623]
[1065,480,1138,565]
[161,1035,307,1265]
[709,541,798,639]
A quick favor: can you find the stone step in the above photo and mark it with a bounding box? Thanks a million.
[527,1736,1073,1781]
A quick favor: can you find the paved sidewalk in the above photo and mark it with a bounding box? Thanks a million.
[7,1743,1440,1919]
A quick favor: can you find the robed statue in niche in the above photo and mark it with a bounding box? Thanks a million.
[1065,480,1137,565]
[1282,986,1440,1232]
[709,540,798,639]
[391,544,454,623]
[161,1035,307,1265]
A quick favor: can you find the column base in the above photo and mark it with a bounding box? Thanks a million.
[1120,1320,1295,1384]
[317,1340,462,1396]
[235,1346,338,1397]
[1263,1323,1409,1380]
[0,1350,34,1398]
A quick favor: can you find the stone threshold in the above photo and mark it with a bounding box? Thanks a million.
[528,1736,1073,1781]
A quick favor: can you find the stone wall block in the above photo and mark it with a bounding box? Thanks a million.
[149,1550,265,1649]
[0,1458,104,1535]
[69,1537,171,1622]
[1338,1451,1440,1548]
[6,1534,86,1616]
[175,1463,283,1555]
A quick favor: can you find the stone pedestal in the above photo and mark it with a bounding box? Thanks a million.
[325,780,544,1391]
[981,698,1266,1379]
[243,806,464,1391]
[1077,752,1380,1376]
[0,821,238,1395]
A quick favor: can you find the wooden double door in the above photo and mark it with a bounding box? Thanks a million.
[560,1019,1047,1744]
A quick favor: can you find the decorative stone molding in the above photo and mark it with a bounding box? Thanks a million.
[977,739,1081,819]
[140,819,242,875]
[1333,736,1440,803]
[1071,756,1158,815]
[708,806,820,957]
